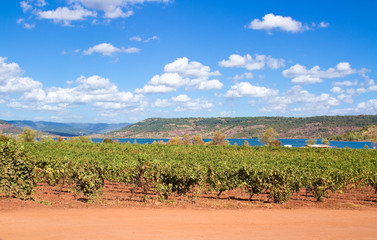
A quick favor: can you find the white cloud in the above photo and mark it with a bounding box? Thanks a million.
[174,98,214,112]
[261,85,340,113]
[20,1,33,12]
[219,54,284,70]
[135,84,176,94]
[319,21,330,28]
[357,99,377,111]
[130,35,143,42]
[333,80,358,86]
[164,57,220,78]
[18,75,146,114]
[83,43,140,56]
[69,0,168,19]
[17,18,35,29]
[282,62,364,84]
[330,86,344,94]
[248,13,304,33]
[38,5,97,26]
[152,98,171,107]
[248,13,329,33]
[196,79,223,90]
[130,35,159,42]
[137,57,223,94]
[224,82,278,99]
[172,94,190,102]
[233,72,253,81]
[0,57,42,94]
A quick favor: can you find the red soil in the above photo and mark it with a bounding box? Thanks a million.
[1,182,377,240]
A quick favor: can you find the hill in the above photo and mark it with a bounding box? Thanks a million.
[110,115,377,139]
[0,120,22,136]
[329,125,377,141]
[5,120,130,137]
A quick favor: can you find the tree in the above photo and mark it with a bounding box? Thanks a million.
[167,136,182,145]
[305,138,317,145]
[57,136,65,142]
[212,131,227,145]
[243,140,250,146]
[18,127,37,142]
[192,135,205,145]
[322,138,330,145]
[260,127,279,146]
[182,134,192,145]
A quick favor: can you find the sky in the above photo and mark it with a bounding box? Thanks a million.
[0,0,376,123]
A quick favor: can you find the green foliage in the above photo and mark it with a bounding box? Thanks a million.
[0,135,14,142]
[167,136,182,145]
[18,127,37,142]
[0,140,36,200]
[192,135,205,145]
[260,127,279,146]
[211,131,227,145]
[322,138,330,145]
[243,140,250,146]
[305,139,317,145]
[12,142,377,204]
[102,138,115,143]
[40,136,55,143]
[70,136,92,143]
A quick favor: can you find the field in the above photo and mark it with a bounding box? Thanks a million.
[1,140,377,205]
[1,141,377,239]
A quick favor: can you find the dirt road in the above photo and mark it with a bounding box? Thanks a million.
[1,208,377,240]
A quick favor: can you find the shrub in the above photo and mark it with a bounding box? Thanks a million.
[192,135,205,145]
[18,127,37,142]
[0,135,14,142]
[102,138,115,143]
[212,131,227,145]
[0,140,36,200]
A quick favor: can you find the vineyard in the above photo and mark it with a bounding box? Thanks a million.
[1,140,377,205]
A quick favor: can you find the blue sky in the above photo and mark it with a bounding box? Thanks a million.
[0,0,376,123]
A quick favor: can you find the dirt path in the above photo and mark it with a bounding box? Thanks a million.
[1,208,377,240]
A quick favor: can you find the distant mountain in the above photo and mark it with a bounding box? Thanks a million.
[5,120,130,137]
[110,115,377,139]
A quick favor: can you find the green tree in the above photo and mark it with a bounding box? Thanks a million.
[18,127,37,142]
[212,131,227,145]
[305,139,317,145]
[260,127,279,146]
[182,134,192,145]
[321,138,330,145]
[192,135,205,145]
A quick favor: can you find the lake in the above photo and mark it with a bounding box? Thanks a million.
[90,138,376,149]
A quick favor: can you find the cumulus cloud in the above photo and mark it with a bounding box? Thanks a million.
[282,62,365,84]
[83,43,140,56]
[174,98,214,112]
[260,85,340,113]
[38,5,97,26]
[136,57,223,94]
[224,82,278,99]
[233,72,253,81]
[219,54,285,71]
[17,18,35,29]
[68,0,169,19]
[0,57,42,94]
[171,94,190,102]
[357,99,377,111]
[20,0,169,26]
[19,75,146,113]
[152,98,171,107]
[248,13,329,33]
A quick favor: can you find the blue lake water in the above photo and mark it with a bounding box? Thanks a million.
[90,138,375,149]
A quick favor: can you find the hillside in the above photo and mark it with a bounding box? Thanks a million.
[110,115,377,139]
[5,120,130,137]
[0,120,22,136]
[329,125,377,141]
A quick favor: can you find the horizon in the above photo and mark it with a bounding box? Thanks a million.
[1,1,376,122]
